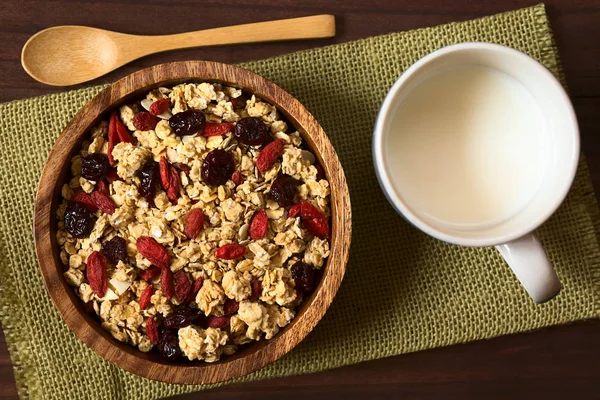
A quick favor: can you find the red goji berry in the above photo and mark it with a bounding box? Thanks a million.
[149,98,171,116]
[256,139,285,173]
[249,209,268,240]
[231,170,243,186]
[107,112,119,166]
[146,316,159,345]
[160,266,175,300]
[136,236,170,269]
[207,316,230,329]
[167,165,180,204]
[140,265,161,282]
[139,285,154,310]
[249,279,262,300]
[96,180,109,195]
[184,208,205,240]
[90,190,116,215]
[202,122,234,137]
[187,278,204,303]
[224,299,239,315]
[174,271,191,303]
[70,191,98,212]
[214,243,246,260]
[86,251,108,297]
[159,156,170,190]
[115,116,133,143]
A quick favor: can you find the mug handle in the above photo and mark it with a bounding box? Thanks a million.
[496,233,561,304]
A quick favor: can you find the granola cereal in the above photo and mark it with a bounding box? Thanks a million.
[57,83,331,362]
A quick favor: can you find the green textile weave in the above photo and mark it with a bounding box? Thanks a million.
[1,4,599,399]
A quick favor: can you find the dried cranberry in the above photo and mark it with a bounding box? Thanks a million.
[163,309,201,330]
[137,160,159,201]
[158,329,181,360]
[81,153,109,181]
[270,174,299,207]
[133,112,159,131]
[291,261,316,292]
[169,110,206,136]
[201,149,235,186]
[64,201,95,238]
[101,236,127,265]
[234,117,268,146]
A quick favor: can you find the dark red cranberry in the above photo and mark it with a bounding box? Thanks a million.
[234,117,268,146]
[81,153,109,181]
[137,160,159,201]
[224,299,239,315]
[163,309,201,330]
[64,201,95,238]
[157,329,181,360]
[201,149,235,186]
[169,110,206,136]
[291,261,316,292]
[270,174,299,207]
[101,236,127,265]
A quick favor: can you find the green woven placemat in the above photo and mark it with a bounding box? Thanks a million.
[1,4,599,399]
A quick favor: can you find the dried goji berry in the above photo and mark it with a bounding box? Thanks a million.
[185,208,204,240]
[106,167,119,183]
[146,316,159,345]
[96,180,109,195]
[304,216,330,240]
[256,138,285,173]
[224,299,239,315]
[140,265,161,282]
[231,170,243,186]
[174,271,191,303]
[149,98,171,116]
[214,243,246,260]
[315,164,325,180]
[249,209,268,240]
[249,279,262,300]
[133,111,159,131]
[288,203,301,218]
[86,251,107,297]
[70,191,98,212]
[136,236,170,269]
[160,266,175,300]
[90,190,116,215]
[167,165,180,204]
[139,285,154,310]
[107,111,119,166]
[115,115,133,143]
[202,122,234,137]
[187,278,204,303]
[159,156,170,190]
[291,201,331,240]
[207,315,230,329]
[299,201,325,220]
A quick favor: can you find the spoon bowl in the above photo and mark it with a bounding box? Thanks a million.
[22,26,122,86]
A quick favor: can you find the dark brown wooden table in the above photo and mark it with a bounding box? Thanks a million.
[1,1,599,398]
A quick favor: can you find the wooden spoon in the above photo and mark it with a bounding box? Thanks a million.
[21,14,335,86]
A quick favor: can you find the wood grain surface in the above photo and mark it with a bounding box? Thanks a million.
[1,0,600,398]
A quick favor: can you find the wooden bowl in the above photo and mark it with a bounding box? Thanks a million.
[33,61,352,384]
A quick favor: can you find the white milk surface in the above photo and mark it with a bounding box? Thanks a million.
[386,65,549,229]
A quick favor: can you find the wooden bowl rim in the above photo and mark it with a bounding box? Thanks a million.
[33,60,351,385]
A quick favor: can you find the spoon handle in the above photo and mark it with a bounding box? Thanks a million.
[127,15,335,56]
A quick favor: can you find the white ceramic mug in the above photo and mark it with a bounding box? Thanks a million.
[372,43,580,303]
